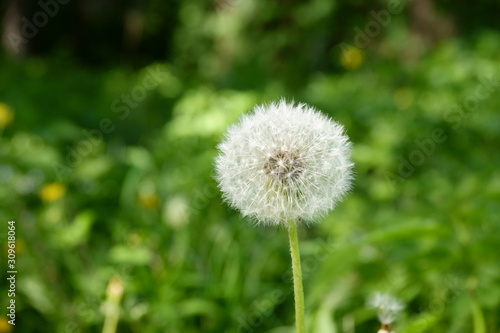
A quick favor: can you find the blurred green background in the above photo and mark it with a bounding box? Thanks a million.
[1,0,499,332]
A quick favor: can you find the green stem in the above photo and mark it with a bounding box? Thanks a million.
[102,277,123,333]
[288,220,305,333]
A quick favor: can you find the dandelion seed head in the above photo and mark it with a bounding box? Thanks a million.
[368,292,405,325]
[215,99,354,225]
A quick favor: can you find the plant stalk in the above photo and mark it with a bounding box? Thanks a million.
[288,220,305,333]
[102,276,124,333]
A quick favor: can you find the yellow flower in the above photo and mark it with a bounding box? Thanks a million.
[394,88,414,110]
[0,103,14,128]
[138,193,159,209]
[3,239,24,257]
[39,183,66,203]
[340,46,364,70]
[0,316,13,333]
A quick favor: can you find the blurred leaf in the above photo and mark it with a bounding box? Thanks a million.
[399,313,440,333]
[18,277,56,315]
[109,245,152,266]
[470,298,486,333]
[53,211,95,248]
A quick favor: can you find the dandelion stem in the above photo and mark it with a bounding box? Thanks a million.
[288,220,305,333]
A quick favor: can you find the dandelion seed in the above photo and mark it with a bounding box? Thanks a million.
[215,99,353,225]
[368,292,405,328]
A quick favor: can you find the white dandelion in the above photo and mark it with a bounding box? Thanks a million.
[368,292,405,329]
[215,99,353,225]
[214,98,354,333]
